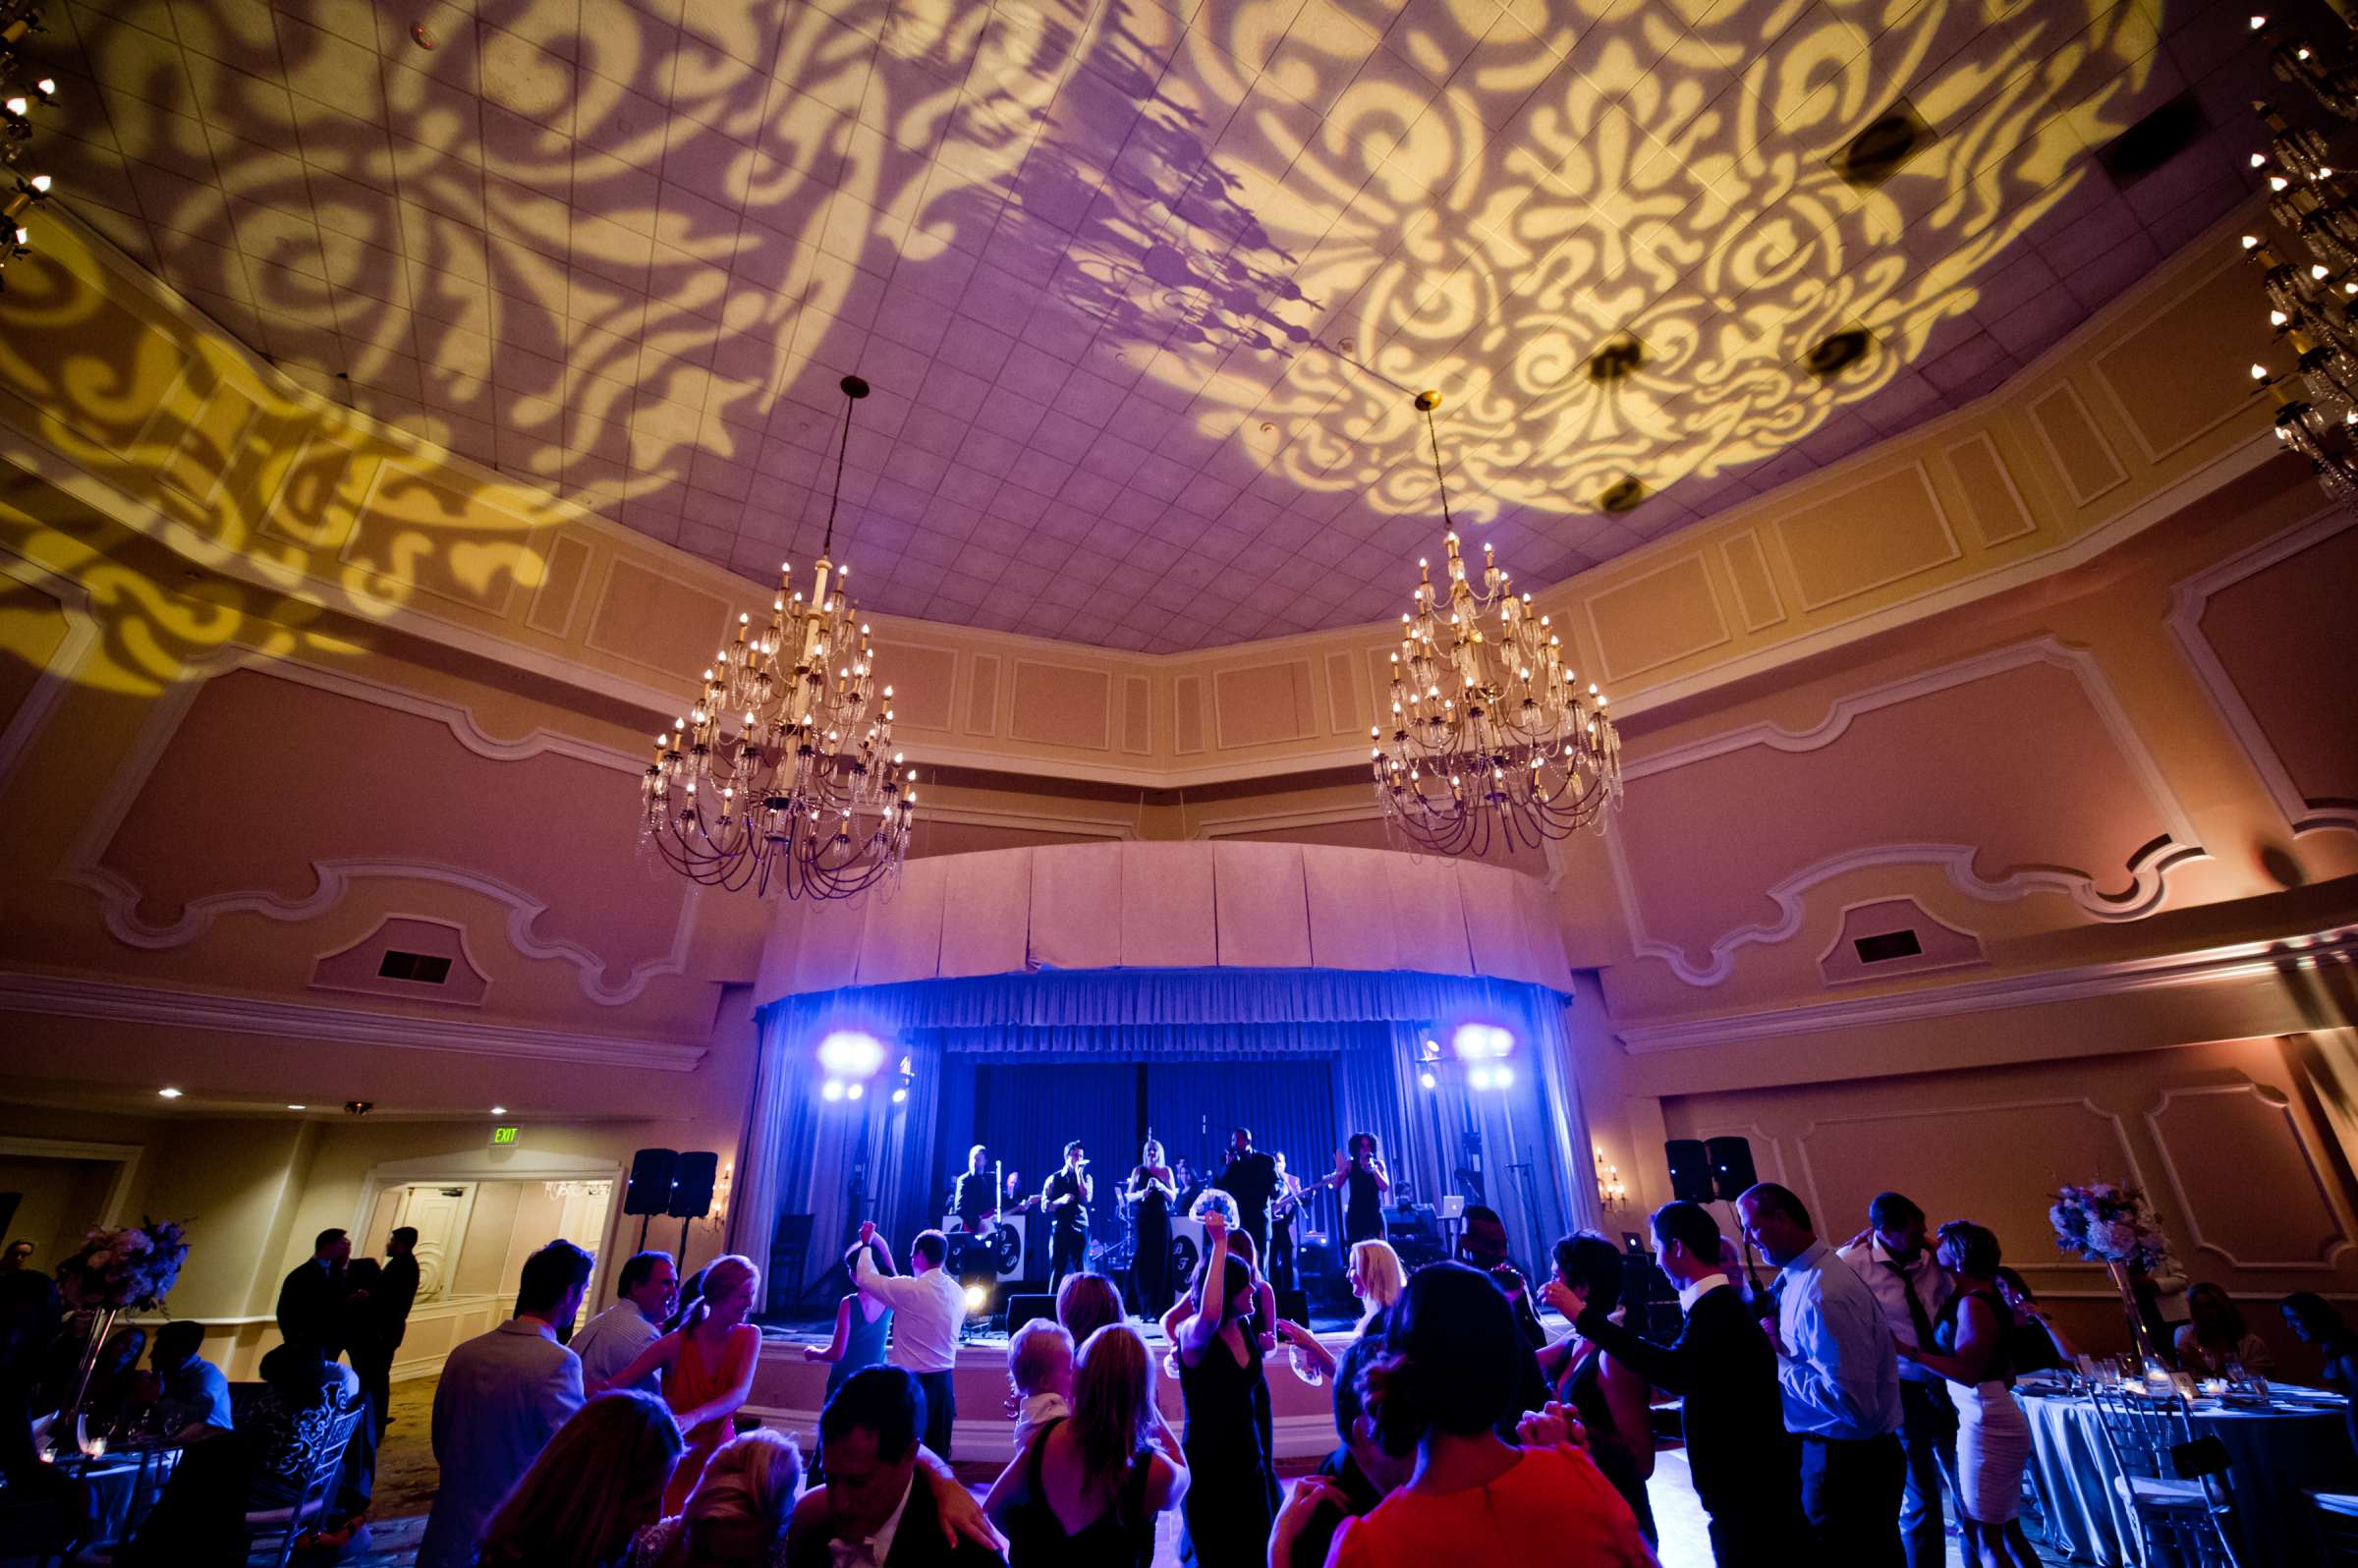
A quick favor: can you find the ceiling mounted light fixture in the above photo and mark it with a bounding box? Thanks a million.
[641,374,917,899]
[1372,390,1623,860]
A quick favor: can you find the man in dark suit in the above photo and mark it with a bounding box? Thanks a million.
[787,1367,1006,1567]
[275,1227,351,1356]
[362,1227,421,1437]
[1566,1201,1803,1567]
[1215,1127,1278,1261]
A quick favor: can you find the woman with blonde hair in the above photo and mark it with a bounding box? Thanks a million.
[477,1391,684,1568]
[1349,1239,1406,1327]
[601,1254,764,1512]
[630,1427,803,1567]
[984,1322,1186,1565]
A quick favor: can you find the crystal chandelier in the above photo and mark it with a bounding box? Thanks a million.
[2247,15,2358,512]
[641,375,917,899]
[0,1,57,290]
[1373,390,1622,858]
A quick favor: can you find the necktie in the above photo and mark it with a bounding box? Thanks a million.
[1887,1258,1937,1347]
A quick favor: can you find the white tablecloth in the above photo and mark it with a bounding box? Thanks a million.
[2022,1388,2358,1566]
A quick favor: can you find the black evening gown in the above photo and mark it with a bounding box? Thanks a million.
[1343,1167,1385,1246]
[1177,1327,1280,1568]
[1132,1165,1172,1316]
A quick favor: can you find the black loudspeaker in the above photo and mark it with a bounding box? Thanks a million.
[1664,1140,1713,1205]
[625,1148,679,1216]
[1005,1293,1056,1334]
[1274,1288,1309,1324]
[669,1151,719,1218]
[1705,1137,1758,1202]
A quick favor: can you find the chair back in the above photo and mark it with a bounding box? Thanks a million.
[2314,1491,2358,1563]
[2090,1386,2194,1481]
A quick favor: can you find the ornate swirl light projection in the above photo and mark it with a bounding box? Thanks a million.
[641,376,917,901]
[2248,12,2358,513]
[36,0,2242,649]
[1375,391,1620,859]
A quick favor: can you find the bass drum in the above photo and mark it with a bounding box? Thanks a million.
[987,1221,1024,1279]
[1167,1214,1205,1294]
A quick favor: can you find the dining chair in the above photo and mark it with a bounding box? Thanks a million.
[2088,1386,2240,1568]
[2312,1490,2358,1563]
[243,1387,367,1568]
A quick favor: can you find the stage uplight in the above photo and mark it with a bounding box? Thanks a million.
[847,1082,865,1100]
[964,1282,988,1313]
[1419,1069,1437,1091]
[817,1030,888,1082]
[1469,1065,1493,1090]
[821,1079,845,1102]
[1494,1065,1514,1089]
[1451,1023,1515,1061]
[891,1086,908,1104]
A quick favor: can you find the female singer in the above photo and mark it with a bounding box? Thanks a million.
[1128,1136,1178,1316]
[1319,1134,1391,1245]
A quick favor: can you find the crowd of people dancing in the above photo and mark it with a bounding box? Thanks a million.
[9,1157,2355,1567]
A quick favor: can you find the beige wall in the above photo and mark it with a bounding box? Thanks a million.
[0,1155,116,1268]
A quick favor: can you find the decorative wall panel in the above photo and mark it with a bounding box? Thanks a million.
[1718,532,1784,632]
[1944,433,2038,548]
[585,559,729,678]
[2030,383,2129,505]
[158,383,258,508]
[968,654,1001,737]
[1009,661,1112,750]
[1122,675,1152,756]
[877,644,957,733]
[526,535,592,639]
[347,466,535,617]
[1213,659,1318,750]
[261,437,365,551]
[1174,675,1207,755]
[1325,650,1366,736]
[2146,1082,2350,1270]
[1586,554,1729,682]
[1776,465,1960,610]
[2094,260,2272,463]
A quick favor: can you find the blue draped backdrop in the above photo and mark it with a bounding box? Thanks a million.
[735,968,1593,1311]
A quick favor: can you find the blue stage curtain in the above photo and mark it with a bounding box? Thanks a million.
[964,1061,1140,1253]
[751,968,1593,1308]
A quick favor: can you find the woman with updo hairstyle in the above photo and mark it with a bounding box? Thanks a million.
[603,1255,764,1512]
[1328,1262,1654,1567]
[629,1427,803,1567]
[1536,1232,1656,1543]
[1170,1211,1279,1567]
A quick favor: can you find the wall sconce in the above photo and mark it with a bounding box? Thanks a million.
[1595,1146,1628,1214]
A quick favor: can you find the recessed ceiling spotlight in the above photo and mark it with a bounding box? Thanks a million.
[1803,325,1876,377]
[157,1087,183,1099]
[1260,421,1276,433]
[1337,337,1355,352]
[1588,336,1645,383]
[1833,97,1936,189]
[287,1104,308,1110]
[1599,476,1649,514]
[491,1105,508,1115]
[411,22,437,48]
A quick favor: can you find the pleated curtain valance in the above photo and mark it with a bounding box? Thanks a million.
[753,840,1574,1004]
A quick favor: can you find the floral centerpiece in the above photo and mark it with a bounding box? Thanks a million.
[2050,1182,2169,1366]
[56,1217,189,1312]
[52,1217,190,1451]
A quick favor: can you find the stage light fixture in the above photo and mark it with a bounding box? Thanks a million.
[816,1030,887,1082]
[821,1079,845,1102]
[1451,1023,1515,1061]
[1469,1065,1493,1090]
[963,1282,988,1312]
[891,1086,908,1104]
[1494,1065,1514,1089]
[847,1082,864,1100]
[1419,1069,1437,1091]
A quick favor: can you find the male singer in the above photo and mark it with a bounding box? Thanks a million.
[1041,1141,1092,1290]
[1216,1127,1279,1262]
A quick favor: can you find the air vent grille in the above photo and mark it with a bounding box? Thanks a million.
[1852,929,1925,965]
[377,950,454,984]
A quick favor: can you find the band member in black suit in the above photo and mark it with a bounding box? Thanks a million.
[1268,1152,1303,1294]
[1040,1142,1092,1292]
[1216,1127,1279,1262]
[950,1146,996,1231]
[1559,1201,1804,1567]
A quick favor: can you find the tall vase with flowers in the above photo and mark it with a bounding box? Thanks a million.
[2049,1182,2169,1372]
[52,1217,189,1453]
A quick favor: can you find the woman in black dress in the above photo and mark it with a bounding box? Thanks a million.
[1127,1137,1177,1317]
[1320,1134,1391,1246]
[1536,1233,1655,1545]
[1175,1212,1278,1568]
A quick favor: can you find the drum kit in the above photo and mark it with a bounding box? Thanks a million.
[942,1194,1039,1279]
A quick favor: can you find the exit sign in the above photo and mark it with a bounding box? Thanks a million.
[490,1125,519,1147]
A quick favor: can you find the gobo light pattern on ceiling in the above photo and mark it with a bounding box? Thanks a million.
[38,0,2269,651]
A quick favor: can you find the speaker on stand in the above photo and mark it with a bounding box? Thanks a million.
[668,1150,719,1261]
[625,1148,679,1252]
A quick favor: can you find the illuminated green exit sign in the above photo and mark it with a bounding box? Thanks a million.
[490,1125,519,1147]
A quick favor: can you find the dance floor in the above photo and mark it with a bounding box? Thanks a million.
[309,1375,2061,1568]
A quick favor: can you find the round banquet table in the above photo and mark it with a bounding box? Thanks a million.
[2022,1386,2358,1567]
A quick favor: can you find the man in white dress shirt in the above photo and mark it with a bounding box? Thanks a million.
[851,1222,964,1459]
[569,1250,679,1392]
[1739,1181,1905,1567]
[417,1240,593,1568]
[1839,1192,1960,1568]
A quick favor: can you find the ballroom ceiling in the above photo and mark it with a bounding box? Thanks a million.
[38,0,2274,650]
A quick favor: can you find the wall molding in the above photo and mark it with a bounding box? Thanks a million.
[2143,1080,2354,1272]
[1607,637,2206,985]
[0,1135,144,1226]
[54,648,702,1005]
[1617,924,2358,1051]
[0,972,705,1070]
[0,549,101,797]
[2164,505,2358,838]
[921,804,1136,842]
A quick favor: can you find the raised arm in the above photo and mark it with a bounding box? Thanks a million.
[1180,1217,1230,1362]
